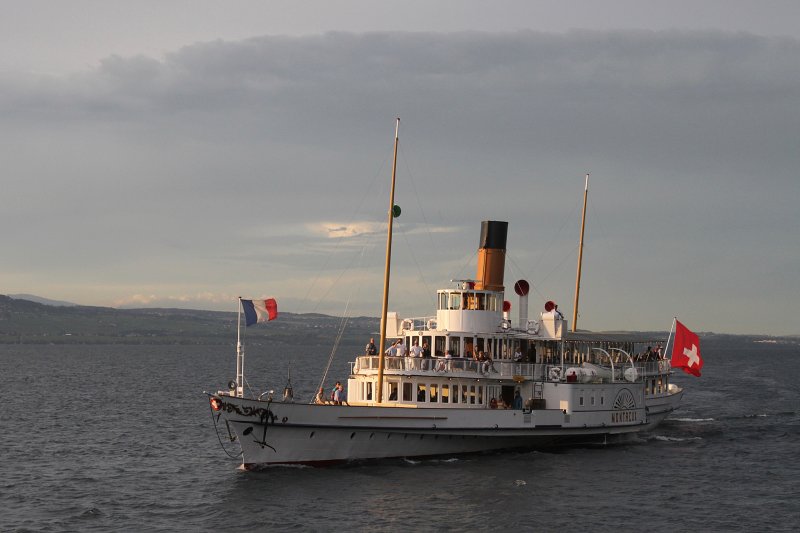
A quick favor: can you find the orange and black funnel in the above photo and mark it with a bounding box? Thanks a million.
[475,220,507,292]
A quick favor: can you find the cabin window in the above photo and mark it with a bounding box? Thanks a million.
[430,384,438,403]
[579,395,584,406]
[452,385,459,404]
[417,383,427,402]
[422,336,432,355]
[469,385,476,404]
[365,382,373,401]
[591,396,595,406]
[449,336,461,357]
[442,384,450,403]
[465,340,475,359]
[438,292,448,310]
[449,293,461,310]
[435,337,446,357]
[462,386,469,404]
[388,382,399,401]
[478,386,483,405]
[402,382,413,402]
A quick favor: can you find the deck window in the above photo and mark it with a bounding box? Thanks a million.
[469,385,476,404]
[449,336,461,357]
[452,384,459,404]
[430,384,438,403]
[402,382,413,402]
[416,383,427,402]
[449,293,461,310]
[388,382,399,401]
[442,384,449,403]
[365,382,372,401]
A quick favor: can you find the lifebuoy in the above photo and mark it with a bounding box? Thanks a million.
[210,397,222,411]
[548,367,563,381]
[436,360,447,372]
[402,319,414,331]
[526,319,540,335]
[426,319,437,330]
[481,361,491,374]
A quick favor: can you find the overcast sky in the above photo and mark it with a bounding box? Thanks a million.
[2,1,798,335]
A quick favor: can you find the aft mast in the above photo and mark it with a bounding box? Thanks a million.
[376,118,400,404]
[571,173,589,332]
[236,297,244,398]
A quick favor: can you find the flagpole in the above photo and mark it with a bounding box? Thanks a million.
[571,173,589,332]
[663,316,677,362]
[236,297,244,398]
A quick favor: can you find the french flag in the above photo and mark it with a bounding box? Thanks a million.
[241,298,278,326]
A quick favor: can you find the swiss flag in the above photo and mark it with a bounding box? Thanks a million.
[671,320,703,377]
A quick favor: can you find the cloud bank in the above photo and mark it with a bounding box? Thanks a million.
[2,30,798,334]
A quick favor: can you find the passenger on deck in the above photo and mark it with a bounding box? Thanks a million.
[554,304,564,320]
[331,382,341,404]
[410,340,422,358]
[365,338,377,356]
[314,387,326,405]
[386,341,398,357]
[395,339,407,358]
[409,340,422,369]
[336,383,349,406]
[421,342,432,370]
[514,347,523,362]
[513,389,523,410]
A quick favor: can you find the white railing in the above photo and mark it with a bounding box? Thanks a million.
[350,356,672,382]
[351,356,545,380]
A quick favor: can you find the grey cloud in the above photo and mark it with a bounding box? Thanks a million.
[1,29,798,333]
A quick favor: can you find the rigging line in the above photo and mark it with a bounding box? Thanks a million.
[396,222,437,310]
[308,230,381,313]
[528,195,582,279]
[392,140,438,307]
[398,142,437,251]
[315,244,368,397]
[587,193,610,251]
[538,242,581,288]
[505,251,548,302]
[297,149,392,315]
[453,248,479,282]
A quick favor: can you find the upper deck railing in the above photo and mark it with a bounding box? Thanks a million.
[350,356,671,383]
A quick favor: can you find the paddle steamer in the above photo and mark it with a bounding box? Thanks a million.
[207,121,683,467]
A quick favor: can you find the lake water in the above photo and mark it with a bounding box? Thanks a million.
[1,335,798,531]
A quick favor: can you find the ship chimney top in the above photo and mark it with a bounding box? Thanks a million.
[475,221,508,292]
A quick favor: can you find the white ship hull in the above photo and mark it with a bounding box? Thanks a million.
[211,384,683,467]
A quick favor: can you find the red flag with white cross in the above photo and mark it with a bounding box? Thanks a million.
[671,320,703,377]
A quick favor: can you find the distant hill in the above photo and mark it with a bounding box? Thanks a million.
[0,294,378,345]
[8,294,77,307]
